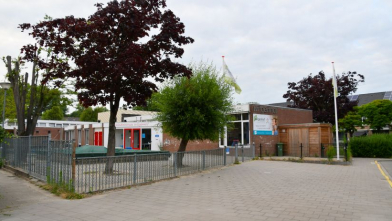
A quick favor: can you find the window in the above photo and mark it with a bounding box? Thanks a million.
[85,129,89,145]
[56,124,62,128]
[221,113,250,147]
[39,123,46,127]
[49,123,55,127]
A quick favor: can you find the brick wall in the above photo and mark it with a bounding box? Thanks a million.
[162,133,219,152]
[250,104,313,156]
[33,127,63,140]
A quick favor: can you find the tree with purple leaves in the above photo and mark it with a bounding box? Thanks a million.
[20,0,194,173]
[283,71,364,124]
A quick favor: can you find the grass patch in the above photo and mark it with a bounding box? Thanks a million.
[45,169,84,199]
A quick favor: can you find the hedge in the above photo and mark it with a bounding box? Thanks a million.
[350,134,392,158]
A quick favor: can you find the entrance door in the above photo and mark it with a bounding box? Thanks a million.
[94,131,103,146]
[123,129,141,150]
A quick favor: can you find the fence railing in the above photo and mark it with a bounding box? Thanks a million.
[1,136,255,194]
[1,135,73,186]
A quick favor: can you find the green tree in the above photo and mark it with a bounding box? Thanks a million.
[69,104,85,118]
[152,62,233,165]
[357,99,392,132]
[80,106,108,122]
[41,106,64,120]
[80,107,95,121]
[338,110,362,138]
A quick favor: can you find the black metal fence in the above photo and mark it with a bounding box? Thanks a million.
[1,136,255,194]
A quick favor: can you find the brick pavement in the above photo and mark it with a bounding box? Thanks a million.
[1,158,392,221]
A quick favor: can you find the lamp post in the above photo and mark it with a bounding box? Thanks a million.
[0,81,11,129]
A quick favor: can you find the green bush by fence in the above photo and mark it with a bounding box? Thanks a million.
[350,134,392,158]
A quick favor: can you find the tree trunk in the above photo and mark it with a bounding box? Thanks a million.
[105,94,120,174]
[176,139,188,167]
[6,56,26,135]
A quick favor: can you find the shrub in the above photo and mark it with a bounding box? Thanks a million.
[327,146,336,162]
[350,134,392,158]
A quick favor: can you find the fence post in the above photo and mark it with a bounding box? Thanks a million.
[252,142,255,159]
[28,135,32,175]
[235,143,239,163]
[202,151,206,170]
[344,143,348,162]
[259,144,262,158]
[13,138,16,167]
[223,146,227,166]
[174,152,177,177]
[47,134,51,181]
[133,154,137,184]
[241,144,244,162]
[72,139,76,190]
[300,143,303,159]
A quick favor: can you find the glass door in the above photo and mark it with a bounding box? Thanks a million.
[123,129,141,150]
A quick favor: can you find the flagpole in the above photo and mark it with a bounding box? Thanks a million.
[332,62,340,160]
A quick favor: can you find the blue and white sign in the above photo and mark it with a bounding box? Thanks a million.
[155,135,159,137]
[253,114,278,136]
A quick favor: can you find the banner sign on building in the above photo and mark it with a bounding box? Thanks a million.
[253,114,278,135]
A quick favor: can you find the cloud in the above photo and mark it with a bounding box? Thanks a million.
[1,0,391,106]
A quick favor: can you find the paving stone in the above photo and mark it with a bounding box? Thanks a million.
[1,158,392,220]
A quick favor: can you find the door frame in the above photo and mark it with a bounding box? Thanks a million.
[123,128,141,150]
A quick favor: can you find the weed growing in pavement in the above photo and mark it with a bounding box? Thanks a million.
[43,169,84,199]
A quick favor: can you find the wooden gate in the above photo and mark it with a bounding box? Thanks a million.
[288,128,309,157]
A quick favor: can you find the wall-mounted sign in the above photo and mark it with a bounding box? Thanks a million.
[155,135,159,137]
[253,105,277,114]
[253,114,278,135]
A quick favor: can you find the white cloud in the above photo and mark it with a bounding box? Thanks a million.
[1,0,391,106]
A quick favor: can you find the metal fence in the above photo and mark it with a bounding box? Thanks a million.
[1,135,73,186]
[321,142,348,159]
[74,146,255,193]
[1,136,255,194]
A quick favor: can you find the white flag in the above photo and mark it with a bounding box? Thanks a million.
[222,57,241,94]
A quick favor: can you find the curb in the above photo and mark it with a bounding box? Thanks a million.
[375,160,392,188]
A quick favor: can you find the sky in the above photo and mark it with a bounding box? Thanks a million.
[1,0,392,107]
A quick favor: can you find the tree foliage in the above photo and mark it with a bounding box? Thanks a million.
[283,71,364,124]
[42,106,64,120]
[20,0,194,167]
[152,62,234,152]
[338,110,362,138]
[80,106,108,122]
[357,99,392,132]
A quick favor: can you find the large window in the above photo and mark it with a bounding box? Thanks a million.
[221,113,250,147]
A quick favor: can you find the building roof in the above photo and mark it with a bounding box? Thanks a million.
[97,109,158,123]
[355,91,390,106]
[269,91,392,108]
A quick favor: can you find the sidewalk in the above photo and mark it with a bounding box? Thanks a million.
[0,169,59,215]
[1,158,392,221]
